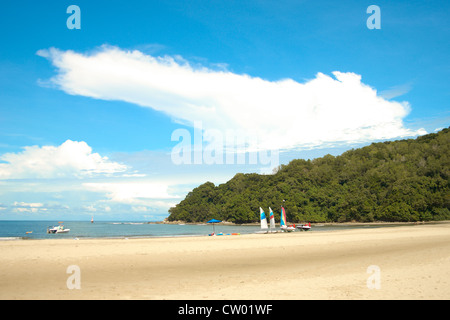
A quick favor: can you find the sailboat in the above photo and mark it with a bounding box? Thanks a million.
[269,207,276,231]
[280,205,295,232]
[91,216,94,223]
[257,207,282,234]
[268,207,282,233]
[256,207,269,233]
[260,207,268,230]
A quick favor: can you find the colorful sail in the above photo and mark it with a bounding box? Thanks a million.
[269,207,275,229]
[260,207,268,229]
[280,206,287,228]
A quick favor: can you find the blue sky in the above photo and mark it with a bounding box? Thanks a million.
[0,0,448,220]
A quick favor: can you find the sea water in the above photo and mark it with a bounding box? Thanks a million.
[0,220,411,240]
[0,221,267,240]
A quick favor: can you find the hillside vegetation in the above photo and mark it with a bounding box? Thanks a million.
[168,128,449,223]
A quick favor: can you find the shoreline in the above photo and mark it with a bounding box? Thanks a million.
[159,219,450,226]
[1,220,449,242]
[0,223,449,299]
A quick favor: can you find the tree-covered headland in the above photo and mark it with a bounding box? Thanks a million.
[168,128,449,224]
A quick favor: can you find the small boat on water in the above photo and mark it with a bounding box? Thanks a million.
[297,223,312,231]
[257,203,312,233]
[280,206,295,232]
[256,207,270,234]
[257,207,281,234]
[281,225,296,232]
[260,207,268,230]
[257,205,299,233]
[267,207,281,233]
[47,223,70,234]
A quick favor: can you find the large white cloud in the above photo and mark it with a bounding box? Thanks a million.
[38,46,424,151]
[83,181,179,204]
[0,140,127,179]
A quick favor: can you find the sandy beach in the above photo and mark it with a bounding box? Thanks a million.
[0,223,449,300]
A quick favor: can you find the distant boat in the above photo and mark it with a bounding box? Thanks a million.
[256,207,269,234]
[269,207,276,230]
[257,207,282,234]
[91,216,94,223]
[280,206,295,232]
[47,223,70,234]
[260,207,268,230]
[297,222,311,231]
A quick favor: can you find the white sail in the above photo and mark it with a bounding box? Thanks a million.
[260,207,268,229]
[269,207,275,229]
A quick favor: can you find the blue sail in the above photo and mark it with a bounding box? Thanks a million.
[260,207,268,229]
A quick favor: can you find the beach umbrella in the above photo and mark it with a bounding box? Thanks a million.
[207,219,221,234]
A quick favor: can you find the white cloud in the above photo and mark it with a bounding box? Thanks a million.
[83,181,180,206]
[38,46,424,151]
[13,208,38,213]
[13,201,44,208]
[82,204,97,212]
[82,180,180,216]
[379,83,413,100]
[12,201,46,213]
[0,140,128,179]
[132,206,149,212]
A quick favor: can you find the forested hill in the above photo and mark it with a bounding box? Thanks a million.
[167,128,449,223]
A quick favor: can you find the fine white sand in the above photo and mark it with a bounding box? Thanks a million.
[0,223,449,299]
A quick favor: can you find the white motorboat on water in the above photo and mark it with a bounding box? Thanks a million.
[47,223,70,234]
[297,223,312,231]
[281,225,296,232]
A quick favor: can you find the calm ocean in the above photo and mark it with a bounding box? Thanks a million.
[0,221,262,240]
[0,220,402,240]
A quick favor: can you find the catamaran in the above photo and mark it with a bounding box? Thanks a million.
[259,207,283,233]
[280,206,296,232]
[260,207,268,230]
[257,207,269,233]
[259,205,310,233]
[269,207,276,231]
[258,206,296,233]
